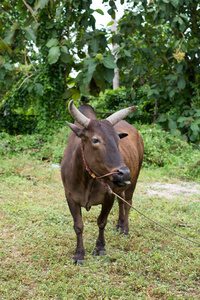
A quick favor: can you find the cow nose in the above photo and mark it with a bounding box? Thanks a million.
[113,166,131,187]
[117,167,131,181]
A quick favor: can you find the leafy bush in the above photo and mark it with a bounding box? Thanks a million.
[156,106,200,143]
[0,127,70,164]
[138,124,200,180]
[90,87,151,124]
[1,124,199,181]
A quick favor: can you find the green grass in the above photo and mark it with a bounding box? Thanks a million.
[1,154,200,299]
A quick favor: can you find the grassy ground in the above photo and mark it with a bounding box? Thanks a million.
[0,154,200,299]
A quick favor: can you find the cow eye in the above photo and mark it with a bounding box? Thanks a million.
[92,138,100,144]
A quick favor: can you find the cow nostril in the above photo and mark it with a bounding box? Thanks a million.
[116,167,131,181]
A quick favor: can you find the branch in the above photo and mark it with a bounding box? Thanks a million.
[18,73,34,89]
[0,6,14,24]
[22,0,38,23]
[27,55,37,72]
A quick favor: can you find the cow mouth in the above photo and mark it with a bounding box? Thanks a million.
[111,167,131,187]
[113,180,131,187]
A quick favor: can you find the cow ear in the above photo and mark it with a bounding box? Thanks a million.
[66,121,85,138]
[118,132,128,139]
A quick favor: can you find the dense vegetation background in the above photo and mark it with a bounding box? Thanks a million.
[0,0,200,143]
[1,2,200,298]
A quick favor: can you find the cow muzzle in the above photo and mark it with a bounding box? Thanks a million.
[112,166,131,187]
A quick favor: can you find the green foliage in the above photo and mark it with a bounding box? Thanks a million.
[115,0,200,142]
[0,127,70,163]
[0,0,200,143]
[91,88,149,124]
[138,124,200,181]
[157,106,200,142]
[1,123,200,181]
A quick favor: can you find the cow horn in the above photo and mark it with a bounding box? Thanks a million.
[68,100,90,128]
[106,106,138,126]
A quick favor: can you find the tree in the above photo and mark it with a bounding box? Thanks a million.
[0,0,199,142]
[0,0,117,133]
[114,0,200,141]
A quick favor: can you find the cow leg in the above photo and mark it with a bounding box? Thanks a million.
[93,195,115,256]
[67,197,85,265]
[116,193,125,231]
[122,185,135,235]
[117,186,135,235]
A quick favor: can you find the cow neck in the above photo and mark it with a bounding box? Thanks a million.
[80,140,120,180]
[80,140,96,179]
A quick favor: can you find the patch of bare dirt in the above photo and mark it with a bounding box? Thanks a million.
[141,182,200,200]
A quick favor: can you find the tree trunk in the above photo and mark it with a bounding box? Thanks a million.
[111,17,119,90]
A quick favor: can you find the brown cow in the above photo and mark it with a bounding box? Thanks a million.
[61,100,144,265]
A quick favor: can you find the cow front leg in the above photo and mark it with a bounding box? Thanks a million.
[93,195,115,256]
[67,197,85,265]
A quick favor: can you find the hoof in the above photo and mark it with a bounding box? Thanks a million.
[116,224,122,231]
[73,258,84,265]
[93,248,106,256]
[93,248,98,256]
[99,250,105,256]
[120,231,129,237]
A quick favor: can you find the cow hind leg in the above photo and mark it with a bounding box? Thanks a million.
[93,195,115,256]
[66,196,85,265]
[116,192,125,232]
[117,185,135,235]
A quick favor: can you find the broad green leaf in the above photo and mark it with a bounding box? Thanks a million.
[71,89,80,100]
[62,90,72,99]
[124,50,131,57]
[46,38,59,48]
[194,110,200,117]
[4,29,15,44]
[48,46,61,64]
[60,52,71,63]
[176,64,183,74]
[0,41,8,51]
[61,46,68,54]
[190,122,199,134]
[169,89,176,98]
[95,9,104,15]
[0,56,6,64]
[34,0,49,10]
[87,60,97,77]
[103,67,114,83]
[177,116,188,123]
[90,38,99,52]
[171,0,178,7]
[177,77,186,89]
[0,68,5,80]
[35,83,44,96]
[23,27,36,42]
[168,118,177,130]
[95,53,103,60]
[101,56,117,69]
[147,89,159,97]
[3,63,12,71]
[11,23,20,32]
[107,21,114,26]
[157,114,167,123]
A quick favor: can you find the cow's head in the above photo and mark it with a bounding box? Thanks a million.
[66,100,137,187]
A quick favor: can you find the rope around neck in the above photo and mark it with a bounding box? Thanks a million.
[106,185,200,246]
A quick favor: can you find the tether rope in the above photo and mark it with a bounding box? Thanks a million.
[106,185,200,246]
